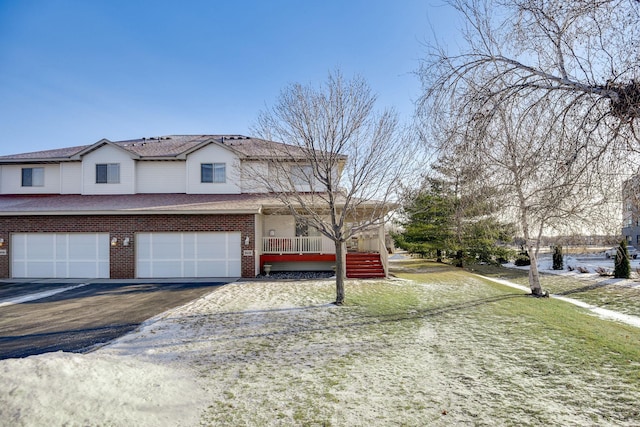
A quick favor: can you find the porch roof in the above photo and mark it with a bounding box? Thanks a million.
[0,194,268,215]
[0,193,396,217]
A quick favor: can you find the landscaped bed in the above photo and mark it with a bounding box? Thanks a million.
[1,259,639,426]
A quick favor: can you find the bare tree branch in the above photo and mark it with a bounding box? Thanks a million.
[247,70,420,304]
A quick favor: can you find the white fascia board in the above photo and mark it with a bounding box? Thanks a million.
[0,209,262,216]
[177,138,244,159]
[72,139,140,160]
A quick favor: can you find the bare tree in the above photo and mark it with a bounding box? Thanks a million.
[418,0,640,294]
[419,0,640,149]
[248,71,417,305]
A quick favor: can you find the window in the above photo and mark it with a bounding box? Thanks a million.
[295,219,321,237]
[201,163,226,183]
[96,163,120,184]
[21,167,44,187]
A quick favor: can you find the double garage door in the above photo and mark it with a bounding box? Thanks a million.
[136,232,241,278]
[11,232,241,279]
[12,233,110,279]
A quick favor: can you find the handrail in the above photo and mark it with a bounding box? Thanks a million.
[262,236,327,254]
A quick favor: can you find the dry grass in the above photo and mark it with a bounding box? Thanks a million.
[103,259,640,426]
[468,263,640,317]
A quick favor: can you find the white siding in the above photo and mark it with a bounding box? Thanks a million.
[186,144,241,194]
[263,215,296,238]
[137,161,186,193]
[0,164,61,194]
[241,161,270,193]
[81,145,136,195]
[261,214,334,254]
[60,162,82,194]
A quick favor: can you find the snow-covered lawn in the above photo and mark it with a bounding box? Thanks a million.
[1,262,639,426]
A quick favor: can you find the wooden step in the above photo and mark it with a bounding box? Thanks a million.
[346,253,386,278]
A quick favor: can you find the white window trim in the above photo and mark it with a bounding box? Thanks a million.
[201,162,226,183]
[96,163,120,184]
[21,167,45,187]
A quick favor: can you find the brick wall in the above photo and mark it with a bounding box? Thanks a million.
[0,214,256,279]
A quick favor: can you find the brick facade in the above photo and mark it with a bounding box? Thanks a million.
[0,214,256,279]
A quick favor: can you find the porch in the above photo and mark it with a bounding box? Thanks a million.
[259,235,388,278]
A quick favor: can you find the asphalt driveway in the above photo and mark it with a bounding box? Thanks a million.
[0,279,229,360]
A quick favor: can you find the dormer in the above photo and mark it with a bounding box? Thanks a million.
[184,139,242,194]
[77,139,138,195]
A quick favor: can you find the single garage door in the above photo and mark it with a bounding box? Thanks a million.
[11,233,110,278]
[136,232,241,278]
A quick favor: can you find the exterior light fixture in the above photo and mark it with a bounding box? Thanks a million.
[123,237,130,246]
[244,236,250,246]
[111,237,118,246]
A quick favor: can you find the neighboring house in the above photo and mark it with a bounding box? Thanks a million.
[0,135,389,280]
[622,176,640,245]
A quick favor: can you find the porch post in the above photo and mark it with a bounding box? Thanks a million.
[341,240,347,279]
[378,223,389,278]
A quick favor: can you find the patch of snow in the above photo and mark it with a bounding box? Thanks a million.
[477,273,640,328]
[0,283,90,308]
[0,351,205,427]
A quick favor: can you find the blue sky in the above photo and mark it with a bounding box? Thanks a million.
[0,0,461,155]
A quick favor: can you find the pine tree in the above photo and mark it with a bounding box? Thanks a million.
[614,240,631,279]
[552,245,563,270]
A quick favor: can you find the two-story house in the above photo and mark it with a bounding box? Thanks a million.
[0,135,389,280]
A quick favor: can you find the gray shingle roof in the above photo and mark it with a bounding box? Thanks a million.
[0,135,321,162]
[0,193,274,214]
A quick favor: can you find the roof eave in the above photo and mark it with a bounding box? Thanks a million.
[72,139,141,160]
[0,208,262,216]
[0,158,81,165]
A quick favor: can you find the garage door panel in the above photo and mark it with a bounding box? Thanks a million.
[28,262,56,278]
[154,241,182,260]
[152,261,183,277]
[26,235,53,259]
[196,261,224,277]
[183,261,196,277]
[68,234,99,259]
[137,232,241,278]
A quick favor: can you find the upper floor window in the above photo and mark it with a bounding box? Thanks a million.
[201,163,226,183]
[96,163,120,184]
[22,167,44,187]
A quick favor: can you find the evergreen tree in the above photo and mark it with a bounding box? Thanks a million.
[614,240,631,279]
[395,168,515,265]
[395,179,455,262]
[552,245,563,270]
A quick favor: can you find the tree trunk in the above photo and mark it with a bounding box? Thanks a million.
[436,249,443,263]
[455,250,463,268]
[334,240,345,305]
[528,247,544,295]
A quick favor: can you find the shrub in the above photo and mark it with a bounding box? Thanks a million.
[614,240,631,279]
[552,245,563,270]
[514,253,531,266]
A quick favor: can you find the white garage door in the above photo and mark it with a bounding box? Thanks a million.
[136,232,241,278]
[11,233,110,278]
